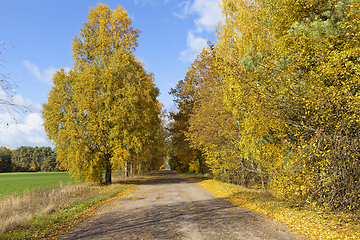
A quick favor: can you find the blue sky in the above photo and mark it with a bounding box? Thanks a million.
[0,0,223,149]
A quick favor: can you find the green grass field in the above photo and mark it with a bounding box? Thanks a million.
[0,172,76,200]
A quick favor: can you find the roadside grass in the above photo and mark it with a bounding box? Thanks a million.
[0,172,76,200]
[198,179,360,240]
[0,173,146,239]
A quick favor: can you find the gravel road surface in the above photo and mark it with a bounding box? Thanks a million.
[61,170,307,240]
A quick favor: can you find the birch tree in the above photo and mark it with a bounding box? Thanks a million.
[42,4,162,184]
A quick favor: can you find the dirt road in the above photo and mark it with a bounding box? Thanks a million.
[61,170,307,240]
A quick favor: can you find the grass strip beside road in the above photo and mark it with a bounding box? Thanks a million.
[0,176,147,240]
[198,179,360,240]
[0,172,76,200]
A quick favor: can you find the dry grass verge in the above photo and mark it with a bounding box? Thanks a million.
[0,173,147,239]
[0,182,104,233]
[199,179,360,240]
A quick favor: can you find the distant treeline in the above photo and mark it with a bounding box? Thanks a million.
[0,146,59,172]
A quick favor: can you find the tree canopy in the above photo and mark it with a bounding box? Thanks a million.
[42,4,164,184]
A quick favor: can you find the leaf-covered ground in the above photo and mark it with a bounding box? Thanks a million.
[200,179,360,240]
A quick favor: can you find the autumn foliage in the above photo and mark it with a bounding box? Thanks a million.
[42,4,164,184]
[169,0,360,212]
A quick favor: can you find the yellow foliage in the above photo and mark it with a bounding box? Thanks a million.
[42,3,163,184]
[29,163,37,171]
[111,146,129,167]
[169,0,360,212]
[189,160,200,173]
[72,3,140,67]
[208,0,360,210]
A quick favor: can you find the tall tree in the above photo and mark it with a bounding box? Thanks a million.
[168,47,218,173]
[184,47,260,185]
[42,4,161,184]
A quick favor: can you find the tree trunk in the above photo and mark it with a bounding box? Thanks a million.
[130,162,133,175]
[125,159,129,177]
[105,160,112,185]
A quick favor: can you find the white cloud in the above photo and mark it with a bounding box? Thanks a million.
[0,90,52,149]
[175,0,223,33]
[192,0,223,32]
[176,0,224,62]
[180,32,207,62]
[173,1,192,19]
[0,112,51,149]
[0,89,41,115]
[23,60,70,85]
[12,94,42,113]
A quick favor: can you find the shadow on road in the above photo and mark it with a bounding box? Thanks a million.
[62,169,308,240]
[112,170,185,186]
[137,170,192,186]
[63,197,259,239]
